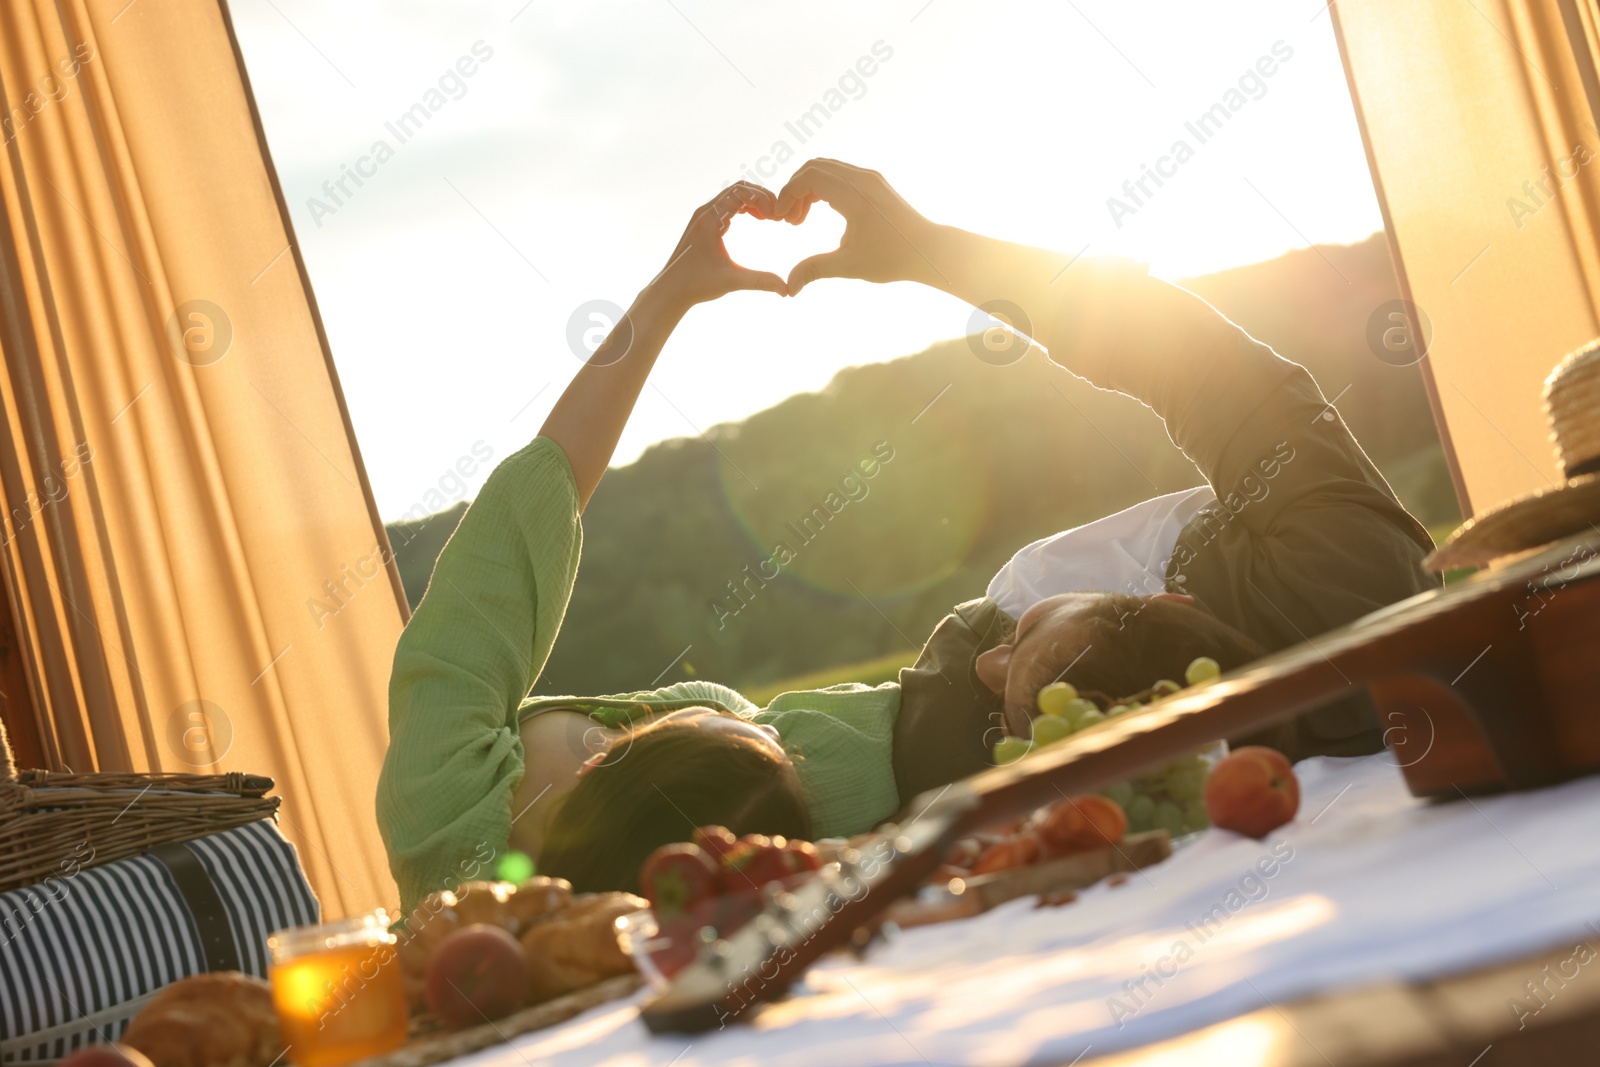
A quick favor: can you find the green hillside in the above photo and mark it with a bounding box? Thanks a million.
[387,232,1458,697]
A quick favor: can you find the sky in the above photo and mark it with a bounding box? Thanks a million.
[228,0,1385,521]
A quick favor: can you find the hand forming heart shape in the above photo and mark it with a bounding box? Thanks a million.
[721,202,846,286]
[650,163,939,308]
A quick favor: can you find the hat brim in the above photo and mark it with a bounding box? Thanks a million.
[1425,473,1600,571]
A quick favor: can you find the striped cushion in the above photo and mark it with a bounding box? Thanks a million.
[0,820,318,1063]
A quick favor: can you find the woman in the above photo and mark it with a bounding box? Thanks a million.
[377,161,1434,911]
[379,179,905,910]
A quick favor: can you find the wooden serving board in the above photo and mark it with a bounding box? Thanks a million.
[883,831,1173,928]
[353,974,643,1067]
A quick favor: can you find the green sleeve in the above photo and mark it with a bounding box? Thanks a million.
[756,684,901,839]
[376,437,582,912]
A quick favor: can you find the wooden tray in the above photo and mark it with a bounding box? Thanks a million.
[354,974,643,1067]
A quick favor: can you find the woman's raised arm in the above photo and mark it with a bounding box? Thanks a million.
[378,183,788,910]
[542,181,789,509]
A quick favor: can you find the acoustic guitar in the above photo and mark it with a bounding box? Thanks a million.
[639,528,1600,1033]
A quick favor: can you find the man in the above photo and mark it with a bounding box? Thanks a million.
[759,159,1438,796]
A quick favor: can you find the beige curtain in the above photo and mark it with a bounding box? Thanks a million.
[0,0,406,917]
[1332,0,1600,517]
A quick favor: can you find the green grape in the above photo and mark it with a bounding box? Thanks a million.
[1102,781,1135,809]
[1185,656,1221,685]
[1165,763,1208,803]
[1036,681,1079,717]
[993,736,1031,764]
[1030,714,1074,748]
[1154,801,1185,836]
[1151,679,1182,698]
[1106,704,1132,718]
[1126,794,1156,828]
[1062,698,1100,727]
[1074,708,1107,730]
[1182,799,1210,833]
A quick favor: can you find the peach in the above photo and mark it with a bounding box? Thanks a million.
[425,924,529,1029]
[971,833,1041,875]
[1033,795,1128,854]
[1203,746,1299,838]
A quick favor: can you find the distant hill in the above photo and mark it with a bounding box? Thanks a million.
[387,500,467,609]
[387,232,1458,696]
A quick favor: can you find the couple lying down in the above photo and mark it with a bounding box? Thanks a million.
[376,160,1437,912]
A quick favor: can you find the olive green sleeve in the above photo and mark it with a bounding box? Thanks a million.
[376,437,582,912]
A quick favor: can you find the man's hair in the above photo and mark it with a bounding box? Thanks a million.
[1056,593,1268,701]
[537,713,811,894]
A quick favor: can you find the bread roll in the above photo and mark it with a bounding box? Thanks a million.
[122,973,281,1067]
[450,881,514,929]
[519,892,645,1003]
[502,876,572,935]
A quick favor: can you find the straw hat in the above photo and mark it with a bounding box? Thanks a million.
[1426,340,1600,571]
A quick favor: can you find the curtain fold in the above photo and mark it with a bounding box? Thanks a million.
[1332,0,1600,517]
[0,0,406,917]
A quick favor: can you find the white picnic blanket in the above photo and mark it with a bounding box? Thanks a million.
[463,753,1600,1066]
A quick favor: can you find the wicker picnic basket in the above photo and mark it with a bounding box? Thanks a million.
[0,718,280,895]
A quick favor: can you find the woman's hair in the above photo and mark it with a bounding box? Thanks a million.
[537,712,811,894]
[1057,593,1269,701]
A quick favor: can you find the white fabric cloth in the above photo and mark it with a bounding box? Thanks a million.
[985,486,1218,617]
[482,753,1600,1066]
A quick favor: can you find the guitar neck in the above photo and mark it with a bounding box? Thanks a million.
[640,533,1600,1033]
[970,530,1600,824]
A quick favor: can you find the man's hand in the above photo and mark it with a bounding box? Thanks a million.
[773,159,943,295]
[975,592,1197,738]
[648,181,790,312]
[976,594,1103,738]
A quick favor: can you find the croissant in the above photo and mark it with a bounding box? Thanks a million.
[122,972,282,1067]
[502,876,573,934]
[520,892,646,1004]
[449,880,514,929]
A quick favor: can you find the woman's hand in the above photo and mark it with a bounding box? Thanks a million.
[647,181,790,313]
[543,182,788,509]
[774,159,943,295]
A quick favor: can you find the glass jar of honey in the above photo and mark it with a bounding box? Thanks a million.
[267,910,409,1066]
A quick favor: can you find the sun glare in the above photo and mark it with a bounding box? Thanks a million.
[229,0,1379,519]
